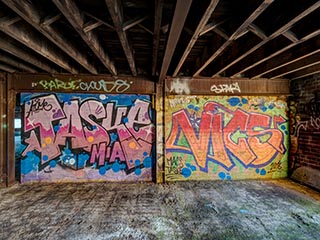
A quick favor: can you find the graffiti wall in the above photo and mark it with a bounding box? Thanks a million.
[165,96,289,181]
[19,93,154,183]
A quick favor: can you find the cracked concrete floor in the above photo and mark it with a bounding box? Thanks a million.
[0,179,319,240]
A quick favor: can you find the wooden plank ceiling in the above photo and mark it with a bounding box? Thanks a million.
[0,0,319,81]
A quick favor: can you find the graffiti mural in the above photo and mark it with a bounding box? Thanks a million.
[19,93,154,183]
[165,96,289,181]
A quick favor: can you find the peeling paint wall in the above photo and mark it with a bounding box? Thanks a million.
[19,93,155,183]
[165,96,289,181]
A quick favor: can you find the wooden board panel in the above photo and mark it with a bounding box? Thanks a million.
[165,77,290,95]
[12,73,155,94]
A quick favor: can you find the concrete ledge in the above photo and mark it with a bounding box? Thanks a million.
[291,166,320,191]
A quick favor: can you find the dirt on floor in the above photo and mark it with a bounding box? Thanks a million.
[0,179,319,240]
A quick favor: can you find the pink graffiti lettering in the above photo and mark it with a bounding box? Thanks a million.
[22,94,154,171]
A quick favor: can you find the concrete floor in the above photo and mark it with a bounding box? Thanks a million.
[0,180,319,240]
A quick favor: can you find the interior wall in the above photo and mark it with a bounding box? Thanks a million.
[289,73,320,190]
[165,95,289,181]
[19,92,154,183]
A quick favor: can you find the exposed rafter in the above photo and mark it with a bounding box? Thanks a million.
[220,1,320,78]
[242,29,320,79]
[105,0,137,76]
[159,0,193,81]
[0,16,78,74]
[123,15,149,31]
[152,0,163,76]
[269,52,320,79]
[83,20,103,33]
[0,52,37,73]
[40,13,62,27]
[52,0,117,75]
[282,30,299,43]
[212,1,320,78]
[84,12,115,30]
[194,0,274,77]
[290,62,320,80]
[173,0,219,77]
[0,35,57,73]
[199,20,226,37]
[243,36,320,78]
[270,54,320,79]
[247,23,267,40]
[1,0,97,74]
[0,63,16,73]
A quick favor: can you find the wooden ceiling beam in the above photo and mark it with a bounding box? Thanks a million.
[105,0,137,76]
[0,18,78,74]
[83,20,103,33]
[53,0,117,75]
[0,52,37,73]
[159,0,193,81]
[0,63,16,73]
[199,20,226,37]
[123,15,149,31]
[152,0,163,76]
[245,36,320,78]
[228,1,320,78]
[194,0,273,77]
[0,35,57,73]
[84,12,115,30]
[272,57,320,79]
[173,0,219,77]
[282,30,299,43]
[138,23,153,35]
[245,29,320,79]
[0,15,21,26]
[40,13,62,27]
[289,62,320,80]
[212,1,320,78]
[1,0,97,74]
[247,23,267,40]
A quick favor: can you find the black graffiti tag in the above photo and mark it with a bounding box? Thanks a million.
[26,98,53,118]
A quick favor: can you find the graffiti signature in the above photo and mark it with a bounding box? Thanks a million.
[32,78,132,93]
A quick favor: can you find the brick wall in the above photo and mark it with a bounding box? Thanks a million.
[290,73,320,190]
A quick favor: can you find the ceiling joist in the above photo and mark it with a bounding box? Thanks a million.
[152,0,163,76]
[245,29,320,79]
[123,15,149,31]
[173,0,220,77]
[0,62,16,73]
[1,0,97,74]
[194,0,274,77]
[159,0,193,81]
[0,35,58,73]
[210,1,320,78]
[272,56,320,79]
[53,0,117,75]
[0,16,78,74]
[228,1,320,78]
[0,52,37,73]
[290,62,320,80]
[83,20,103,33]
[105,0,137,76]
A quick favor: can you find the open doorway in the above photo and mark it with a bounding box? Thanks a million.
[14,94,22,182]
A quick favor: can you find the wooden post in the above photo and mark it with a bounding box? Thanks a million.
[155,80,165,183]
[0,73,7,187]
[6,74,16,186]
